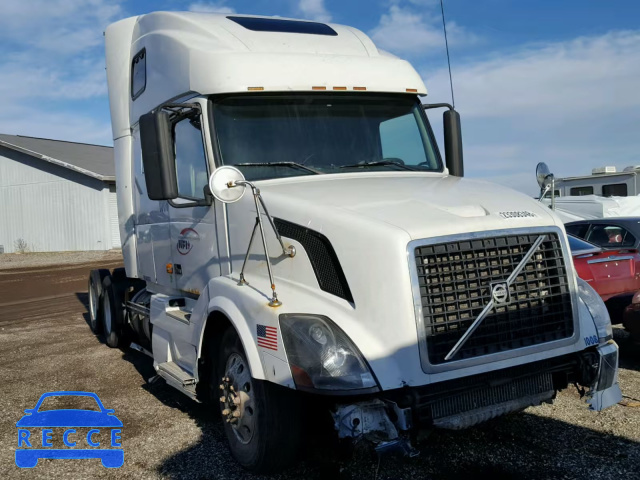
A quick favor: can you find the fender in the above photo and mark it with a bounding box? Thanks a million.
[195,275,293,383]
[204,295,268,381]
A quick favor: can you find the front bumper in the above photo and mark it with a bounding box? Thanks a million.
[332,345,621,443]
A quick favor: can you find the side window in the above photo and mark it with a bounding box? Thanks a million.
[131,49,146,100]
[542,189,561,199]
[379,110,434,167]
[586,225,635,248]
[173,116,208,200]
[565,224,589,239]
[602,183,628,197]
[570,186,593,196]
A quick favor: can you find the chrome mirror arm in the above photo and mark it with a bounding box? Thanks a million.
[230,180,295,307]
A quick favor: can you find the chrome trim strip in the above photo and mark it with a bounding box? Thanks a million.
[407,226,581,375]
[573,247,601,257]
[587,255,635,264]
[443,234,547,361]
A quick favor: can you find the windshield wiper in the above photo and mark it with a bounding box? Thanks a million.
[233,162,322,174]
[339,160,416,171]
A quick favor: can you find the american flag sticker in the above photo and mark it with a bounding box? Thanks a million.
[257,324,278,351]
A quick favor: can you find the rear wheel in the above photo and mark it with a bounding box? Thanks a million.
[101,276,130,349]
[87,269,110,334]
[215,328,302,472]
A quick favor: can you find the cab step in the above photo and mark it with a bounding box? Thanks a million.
[156,361,198,399]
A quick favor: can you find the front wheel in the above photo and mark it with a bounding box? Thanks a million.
[215,328,302,473]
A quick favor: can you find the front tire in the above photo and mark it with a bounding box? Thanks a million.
[215,328,302,473]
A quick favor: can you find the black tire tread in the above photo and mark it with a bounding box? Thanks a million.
[101,275,130,349]
[216,328,302,473]
[88,269,110,334]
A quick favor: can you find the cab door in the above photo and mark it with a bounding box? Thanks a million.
[168,111,221,295]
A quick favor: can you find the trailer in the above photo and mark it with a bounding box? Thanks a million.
[92,12,622,472]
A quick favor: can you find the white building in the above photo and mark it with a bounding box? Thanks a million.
[0,134,119,253]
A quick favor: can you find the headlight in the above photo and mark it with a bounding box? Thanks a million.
[279,314,378,392]
[577,277,613,343]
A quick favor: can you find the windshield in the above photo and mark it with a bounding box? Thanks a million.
[211,94,442,181]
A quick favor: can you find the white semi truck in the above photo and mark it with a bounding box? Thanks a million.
[91,12,622,472]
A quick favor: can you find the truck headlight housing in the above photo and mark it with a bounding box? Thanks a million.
[577,277,613,343]
[279,314,379,392]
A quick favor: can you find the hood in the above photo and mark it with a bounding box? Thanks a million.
[260,173,558,239]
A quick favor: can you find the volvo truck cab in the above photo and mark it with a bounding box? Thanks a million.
[91,12,622,472]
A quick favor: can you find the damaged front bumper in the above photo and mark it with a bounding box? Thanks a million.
[333,399,418,457]
[587,341,622,411]
[331,344,622,451]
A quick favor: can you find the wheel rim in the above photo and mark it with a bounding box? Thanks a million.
[223,353,256,445]
[89,281,97,322]
[103,293,112,333]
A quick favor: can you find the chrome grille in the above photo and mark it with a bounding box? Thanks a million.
[414,232,574,365]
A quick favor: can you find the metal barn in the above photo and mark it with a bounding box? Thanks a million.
[0,134,119,253]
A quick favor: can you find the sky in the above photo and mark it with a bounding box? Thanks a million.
[0,0,638,195]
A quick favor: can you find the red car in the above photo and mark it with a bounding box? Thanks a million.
[568,234,640,322]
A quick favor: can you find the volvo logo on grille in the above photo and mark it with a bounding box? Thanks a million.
[491,282,510,306]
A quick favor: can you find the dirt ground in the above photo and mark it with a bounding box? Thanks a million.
[0,255,639,479]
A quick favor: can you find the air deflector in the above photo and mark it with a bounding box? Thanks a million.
[227,16,338,36]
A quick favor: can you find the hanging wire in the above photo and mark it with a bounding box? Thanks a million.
[440,0,455,108]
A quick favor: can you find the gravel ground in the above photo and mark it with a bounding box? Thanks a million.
[0,258,639,480]
[0,250,122,270]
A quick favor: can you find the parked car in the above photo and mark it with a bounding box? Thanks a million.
[565,217,640,250]
[567,233,640,323]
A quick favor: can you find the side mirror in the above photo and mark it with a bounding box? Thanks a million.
[443,109,463,177]
[208,166,247,204]
[140,110,178,201]
[536,162,553,189]
[423,103,464,177]
[535,162,555,207]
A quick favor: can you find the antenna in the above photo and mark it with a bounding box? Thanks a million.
[440,0,455,108]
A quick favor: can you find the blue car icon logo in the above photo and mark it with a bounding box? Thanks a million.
[16,391,123,468]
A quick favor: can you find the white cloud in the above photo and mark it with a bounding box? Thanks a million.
[426,31,640,118]
[421,31,640,195]
[0,0,124,144]
[0,0,121,55]
[188,2,236,14]
[370,5,478,56]
[297,0,332,22]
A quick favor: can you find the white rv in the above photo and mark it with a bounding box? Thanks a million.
[551,166,640,198]
[92,12,621,472]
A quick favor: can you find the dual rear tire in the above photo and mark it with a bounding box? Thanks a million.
[101,274,130,349]
[87,269,110,333]
[87,268,130,349]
